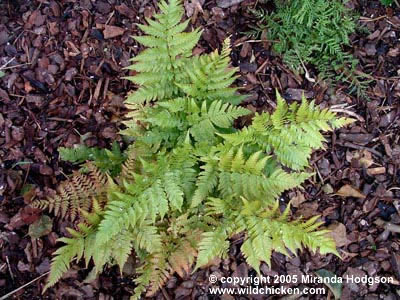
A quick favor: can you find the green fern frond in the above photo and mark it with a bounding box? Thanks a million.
[191,160,218,208]
[125,0,202,104]
[195,227,230,270]
[44,233,85,292]
[219,91,354,170]
[176,39,246,105]
[111,230,134,273]
[239,208,338,274]
[59,142,125,176]
[134,222,162,254]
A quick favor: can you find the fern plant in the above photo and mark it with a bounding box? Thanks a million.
[247,0,370,97]
[40,1,353,298]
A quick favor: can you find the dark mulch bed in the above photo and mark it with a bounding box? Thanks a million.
[0,0,399,299]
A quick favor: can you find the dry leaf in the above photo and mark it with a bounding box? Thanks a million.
[327,222,350,247]
[291,191,306,208]
[359,150,374,168]
[28,215,53,239]
[295,201,318,219]
[336,184,366,199]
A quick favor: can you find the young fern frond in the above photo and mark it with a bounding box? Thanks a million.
[241,212,339,274]
[177,39,246,105]
[219,92,348,170]
[125,0,202,104]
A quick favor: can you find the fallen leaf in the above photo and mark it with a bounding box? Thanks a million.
[21,184,36,204]
[339,133,374,146]
[391,253,400,280]
[295,201,319,219]
[327,222,350,247]
[365,42,377,56]
[358,150,374,168]
[65,67,78,81]
[115,4,136,18]
[284,88,314,101]
[291,192,306,208]
[322,184,334,194]
[36,258,50,274]
[28,215,53,239]
[336,184,366,199]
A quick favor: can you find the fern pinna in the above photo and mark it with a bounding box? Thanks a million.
[42,0,353,298]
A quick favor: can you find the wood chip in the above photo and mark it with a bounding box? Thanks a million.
[367,167,386,176]
[336,184,366,199]
[103,25,125,39]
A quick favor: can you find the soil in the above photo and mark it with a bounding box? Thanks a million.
[0,0,399,299]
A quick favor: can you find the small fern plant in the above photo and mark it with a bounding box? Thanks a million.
[41,1,353,298]
[247,0,370,96]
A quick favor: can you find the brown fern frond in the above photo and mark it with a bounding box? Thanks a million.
[120,144,154,181]
[168,240,198,278]
[145,252,171,297]
[170,229,203,278]
[145,231,202,296]
[32,163,108,222]
[120,147,139,181]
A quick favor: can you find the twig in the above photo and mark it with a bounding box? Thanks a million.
[388,187,400,191]
[105,11,115,26]
[233,39,277,47]
[5,256,14,281]
[313,162,325,185]
[0,271,50,300]
[385,222,400,233]
[341,142,383,158]
[296,50,315,83]
[0,62,31,70]
[359,16,386,22]
[255,58,269,74]
[0,57,16,70]
[329,108,364,122]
